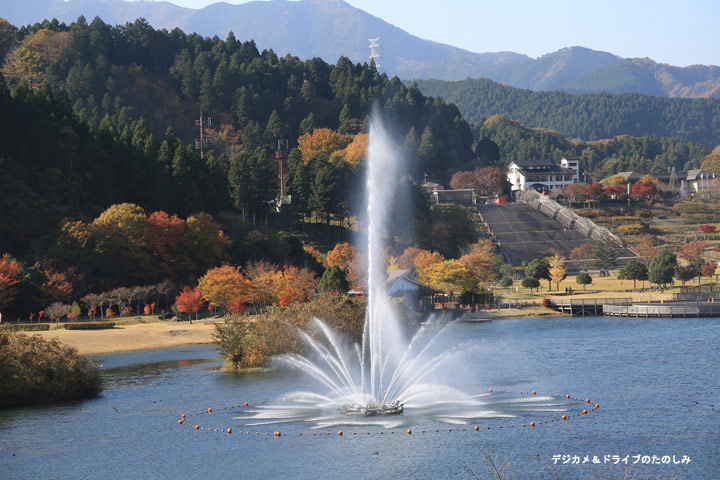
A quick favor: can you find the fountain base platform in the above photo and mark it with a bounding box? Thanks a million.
[340,400,404,416]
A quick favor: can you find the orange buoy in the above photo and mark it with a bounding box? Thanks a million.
[181,414,186,418]
[586,399,591,403]
[338,430,343,436]
[407,429,412,435]
[582,409,587,415]
[530,422,535,427]
[227,428,232,434]
[565,394,570,399]
[532,390,536,395]
[595,404,599,409]
[244,402,249,406]
[208,408,212,413]
[178,419,183,424]
[489,388,493,392]
[562,415,567,420]
[194,425,199,430]
[474,425,479,431]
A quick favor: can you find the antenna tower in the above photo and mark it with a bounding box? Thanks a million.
[368,37,381,69]
[668,166,679,198]
[195,107,212,159]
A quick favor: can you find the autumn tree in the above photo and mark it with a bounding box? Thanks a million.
[197,266,250,313]
[175,286,205,321]
[678,240,706,261]
[343,134,368,167]
[569,244,595,272]
[418,259,475,295]
[0,254,20,310]
[297,128,352,164]
[276,265,316,305]
[631,180,657,198]
[397,247,425,270]
[549,253,567,291]
[701,263,717,282]
[144,211,189,280]
[244,261,283,309]
[632,234,660,266]
[699,225,717,240]
[185,212,228,273]
[449,166,510,194]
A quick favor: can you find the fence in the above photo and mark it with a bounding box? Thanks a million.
[518,189,625,247]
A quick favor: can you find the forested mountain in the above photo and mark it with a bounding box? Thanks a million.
[415,77,720,149]
[465,47,720,98]
[0,0,527,81]
[473,115,710,179]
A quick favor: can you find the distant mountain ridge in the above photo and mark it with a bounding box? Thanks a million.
[1,0,719,96]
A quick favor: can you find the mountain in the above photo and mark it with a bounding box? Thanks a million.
[0,0,528,81]
[415,77,720,149]
[471,47,720,98]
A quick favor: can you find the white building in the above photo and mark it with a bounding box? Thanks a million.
[507,157,580,193]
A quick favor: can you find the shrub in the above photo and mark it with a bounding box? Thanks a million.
[0,331,103,407]
[63,322,116,330]
[2,323,50,332]
[542,298,553,309]
[214,293,366,369]
[616,223,646,235]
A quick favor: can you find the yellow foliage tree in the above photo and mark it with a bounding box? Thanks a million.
[343,134,369,167]
[605,174,628,186]
[197,265,251,312]
[327,242,356,270]
[549,253,567,291]
[414,250,444,271]
[418,259,475,294]
[701,146,720,172]
[297,128,352,165]
[2,29,69,87]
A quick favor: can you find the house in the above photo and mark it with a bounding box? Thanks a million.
[507,157,580,194]
[431,189,475,206]
[606,169,717,197]
[386,269,439,311]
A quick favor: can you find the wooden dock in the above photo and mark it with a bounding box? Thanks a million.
[603,303,720,318]
[552,298,632,316]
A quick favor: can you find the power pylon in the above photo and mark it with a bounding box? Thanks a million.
[368,37,381,70]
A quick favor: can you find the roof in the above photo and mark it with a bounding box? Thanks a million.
[517,166,576,176]
[510,159,555,168]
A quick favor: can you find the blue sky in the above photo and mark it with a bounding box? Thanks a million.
[159,0,720,66]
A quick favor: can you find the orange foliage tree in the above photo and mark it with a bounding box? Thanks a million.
[276,265,316,305]
[197,266,250,312]
[0,254,21,310]
[397,247,425,270]
[144,211,189,279]
[632,234,660,266]
[414,250,445,271]
[303,246,327,267]
[570,243,596,272]
[327,243,356,271]
[244,261,283,309]
[679,240,706,260]
[297,128,352,164]
[343,134,369,167]
[175,286,205,321]
[40,267,73,304]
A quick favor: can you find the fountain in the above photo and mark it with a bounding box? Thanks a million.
[238,113,567,428]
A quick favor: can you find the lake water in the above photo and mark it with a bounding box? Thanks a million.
[1,316,719,479]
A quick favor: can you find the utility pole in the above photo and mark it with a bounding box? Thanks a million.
[368,37,381,70]
[195,107,211,159]
[276,139,288,198]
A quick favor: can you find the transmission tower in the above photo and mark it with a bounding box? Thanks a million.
[368,37,381,70]
[194,107,212,159]
[668,166,679,199]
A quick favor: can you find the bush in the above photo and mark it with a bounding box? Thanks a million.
[2,323,50,332]
[63,322,116,330]
[214,293,366,369]
[616,223,646,235]
[542,298,553,309]
[0,331,103,407]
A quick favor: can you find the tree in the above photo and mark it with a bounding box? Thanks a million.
[648,249,677,288]
[0,254,21,310]
[632,234,660,266]
[575,273,592,290]
[593,238,620,276]
[699,225,716,240]
[548,253,567,291]
[525,257,550,290]
[521,277,540,293]
[144,211,188,280]
[244,261,282,308]
[499,277,513,291]
[678,240,706,261]
[397,247,424,270]
[327,243,356,271]
[343,134,368,167]
[197,266,250,313]
[631,180,657,198]
[674,265,696,287]
[418,259,475,294]
[570,244,595,272]
[617,260,648,289]
[297,128,352,164]
[701,263,717,282]
[318,266,349,294]
[175,286,205,321]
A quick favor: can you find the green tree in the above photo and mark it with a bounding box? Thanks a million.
[674,265,696,287]
[575,272,592,290]
[318,266,349,294]
[648,250,677,288]
[521,277,540,293]
[593,238,620,276]
[525,257,550,290]
[617,260,648,289]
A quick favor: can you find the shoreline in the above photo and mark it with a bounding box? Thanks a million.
[34,320,219,356]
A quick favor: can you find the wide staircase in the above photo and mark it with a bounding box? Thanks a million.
[478,203,637,271]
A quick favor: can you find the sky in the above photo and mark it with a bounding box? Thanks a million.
[156,0,720,66]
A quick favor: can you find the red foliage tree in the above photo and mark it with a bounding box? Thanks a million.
[449,166,510,194]
[228,297,246,315]
[603,185,626,198]
[679,240,706,260]
[565,182,592,200]
[0,254,21,310]
[144,211,190,279]
[143,304,152,315]
[175,286,206,321]
[701,263,717,281]
[631,181,657,198]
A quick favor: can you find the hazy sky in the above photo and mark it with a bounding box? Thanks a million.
[156,0,720,66]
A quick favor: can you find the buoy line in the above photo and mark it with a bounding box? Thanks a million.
[175,389,600,437]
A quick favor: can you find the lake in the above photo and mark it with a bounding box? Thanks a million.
[1,316,718,479]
